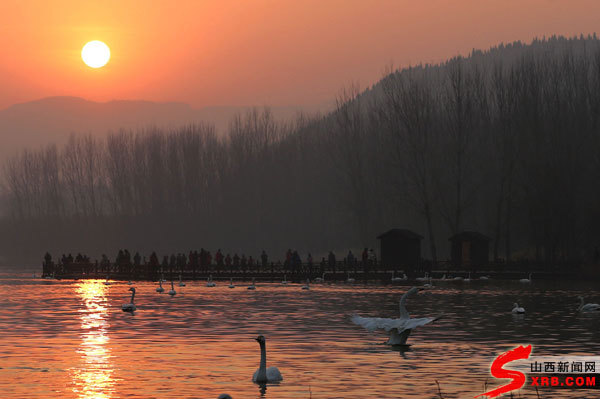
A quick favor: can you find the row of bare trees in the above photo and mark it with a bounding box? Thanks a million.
[2,35,600,265]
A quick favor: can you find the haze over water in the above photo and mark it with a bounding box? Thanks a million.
[1,274,599,398]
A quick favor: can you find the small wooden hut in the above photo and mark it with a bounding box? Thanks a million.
[449,231,490,268]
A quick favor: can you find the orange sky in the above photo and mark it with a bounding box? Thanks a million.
[0,0,599,109]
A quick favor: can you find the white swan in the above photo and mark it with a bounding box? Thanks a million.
[179,274,186,287]
[512,302,525,314]
[578,296,600,312]
[121,287,136,312]
[463,273,471,283]
[156,280,164,293]
[453,275,464,281]
[248,278,256,290]
[252,335,283,383]
[314,273,325,283]
[281,274,288,285]
[391,271,407,282]
[206,275,216,287]
[301,279,310,290]
[346,272,355,283]
[168,281,176,296]
[415,272,429,282]
[480,275,490,280]
[519,273,532,283]
[351,287,442,345]
[228,278,235,288]
[422,277,433,288]
[103,275,111,286]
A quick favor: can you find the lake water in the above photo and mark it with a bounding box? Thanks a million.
[1,273,599,398]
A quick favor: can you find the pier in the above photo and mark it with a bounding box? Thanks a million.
[41,259,590,282]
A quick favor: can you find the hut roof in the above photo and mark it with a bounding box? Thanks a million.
[377,229,423,240]
[448,231,491,242]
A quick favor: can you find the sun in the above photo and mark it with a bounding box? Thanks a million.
[81,41,110,68]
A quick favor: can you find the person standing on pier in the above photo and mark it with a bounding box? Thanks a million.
[292,250,301,276]
[225,253,232,272]
[328,251,336,275]
[241,254,247,273]
[161,256,169,279]
[233,253,240,272]
[216,249,224,267]
[261,250,268,272]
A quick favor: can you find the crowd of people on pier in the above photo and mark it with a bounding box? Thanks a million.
[43,247,380,276]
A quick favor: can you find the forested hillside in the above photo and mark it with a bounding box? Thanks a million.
[2,35,600,266]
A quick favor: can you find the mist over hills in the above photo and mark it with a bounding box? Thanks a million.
[0,96,325,160]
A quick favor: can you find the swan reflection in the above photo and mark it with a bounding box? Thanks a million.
[71,280,115,398]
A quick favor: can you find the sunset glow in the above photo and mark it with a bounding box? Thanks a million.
[0,1,599,108]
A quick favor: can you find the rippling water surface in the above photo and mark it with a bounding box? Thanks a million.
[1,273,599,398]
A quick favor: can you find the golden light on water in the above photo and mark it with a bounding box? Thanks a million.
[70,280,115,399]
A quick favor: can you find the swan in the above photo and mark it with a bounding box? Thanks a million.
[351,287,443,345]
[301,279,310,290]
[480,275,490,280]
[346,272,355,283]
[314,273,325,283]
[512,302,525,314]
[218,395,233,399]
[252,335,283,383]
[103,275,111,286]
[156,280,164,293]
[228,278,235,288]
[422,277,433,288]
[281,274,288,285]
[127,280,133,285]
[248,278,256,290]
[121,287,136,312]
[179,274,186,287]
[519,273,532,283]
[578,296,600,312]
[463,273,471,283]
[391,271,407,282]
[168,281,176,296]
[206,275,216,287]
[453,275,464,281]
[415,272,429,282]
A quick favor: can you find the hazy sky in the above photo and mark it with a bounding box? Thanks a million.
[0,0,598,109]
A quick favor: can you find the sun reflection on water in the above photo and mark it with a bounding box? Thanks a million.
[70,280,115,399]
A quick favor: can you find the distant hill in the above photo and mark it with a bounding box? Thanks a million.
[0,96,326,161]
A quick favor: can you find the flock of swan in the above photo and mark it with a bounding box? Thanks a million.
[110,271,599,398]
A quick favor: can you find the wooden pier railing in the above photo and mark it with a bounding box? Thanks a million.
[41,259,589,281]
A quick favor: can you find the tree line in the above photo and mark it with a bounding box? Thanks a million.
[2,35,600,266]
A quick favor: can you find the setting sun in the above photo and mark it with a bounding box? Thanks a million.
[81,40,110,68]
